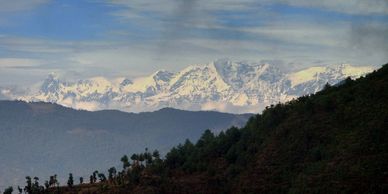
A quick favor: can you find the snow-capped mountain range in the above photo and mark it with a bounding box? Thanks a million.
[1,60,375,113]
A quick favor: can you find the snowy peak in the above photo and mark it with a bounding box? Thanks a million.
[120,70,174,94]
[8,61,376,113]
[119,78,133,87]
[151,70,174,82]
[337,64,374,78]
[287,64,373,88]
[40,73,61,95]
[213,61,284,89]
[169,62,230,95]
[288,66,327,87]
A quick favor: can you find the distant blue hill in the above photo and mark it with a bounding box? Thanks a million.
[0,100,252,188]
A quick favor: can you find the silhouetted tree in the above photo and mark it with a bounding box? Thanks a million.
[79,177,84,184]
[144,148,153,166]
[24,176,32,194]
[323,82,331,90]
[90,175,94,184]
[152,150,160,159]
[139,153,145,166]
[44,181,49,189]
[108,167,117,180]
[98,173,107,182]
[54,174,59,187]
[121,155,130,170]
[93,171,99,183]
[49,176,54,187]
[67,173,74,187]
[131,154,139,166]
[33,177,39,191]
[3,187,13,194]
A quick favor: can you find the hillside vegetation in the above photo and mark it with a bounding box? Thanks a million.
[5,64,388,194]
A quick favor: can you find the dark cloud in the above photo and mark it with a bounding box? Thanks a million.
[350,23,388,54]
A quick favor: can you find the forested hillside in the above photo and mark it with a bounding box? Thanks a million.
[5,63,388,194]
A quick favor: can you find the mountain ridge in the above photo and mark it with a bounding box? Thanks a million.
[1,60,375,113]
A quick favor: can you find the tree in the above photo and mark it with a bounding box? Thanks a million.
[93,171,99,183]
[144,153,153,166]
[54,174,59,187]
[323,82,331,90]
[131,154,139,165]
[17,186,22,194]
[152,150,160,159]
[49,176,55,187]
[3,187,13,194]
[108,167,117,180]
[197,129,215,147]
[139,153,145,166]
[90,175,94,184]
[24,176,32,194]
[121,155,130,170]
[67,173,74,187]
[48,175,59,188]
[98,173,107,182]
[79,177,84,184]
[44,181,49,189]
[33,177,39,191]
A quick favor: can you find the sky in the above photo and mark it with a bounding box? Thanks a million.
[0,0,387,85]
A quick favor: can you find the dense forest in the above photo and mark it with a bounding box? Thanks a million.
[3,63,388,194]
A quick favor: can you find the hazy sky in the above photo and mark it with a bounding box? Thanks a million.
[0,0,387,85]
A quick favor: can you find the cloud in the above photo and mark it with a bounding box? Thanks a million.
[59,97,102,111]
[201,101,265,114]
[107,0,388,20]
[101,0,388,68]
[347,22,388,65]
[74,101,101,111]
[0,58,42,68]
[349,23,388,54]
[281,0,388,15]
[238,22,348,47]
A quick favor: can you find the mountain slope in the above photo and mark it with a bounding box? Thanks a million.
[165,64,388,193]
[0,102,250,189]
[43,63,387,194]
[2,61,375,113]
